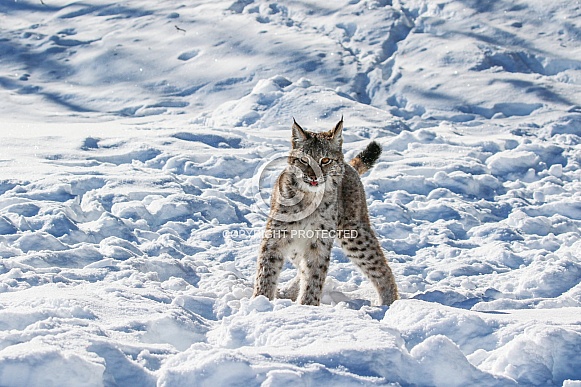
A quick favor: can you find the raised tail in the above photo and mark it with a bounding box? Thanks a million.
[349,141,382,175]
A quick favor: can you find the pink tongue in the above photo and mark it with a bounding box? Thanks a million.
[310,181,318,186]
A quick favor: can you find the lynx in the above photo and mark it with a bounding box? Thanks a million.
[252,118,398,306]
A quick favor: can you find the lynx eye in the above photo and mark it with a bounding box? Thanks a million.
[298,156,309,164]
[320,157,331,165]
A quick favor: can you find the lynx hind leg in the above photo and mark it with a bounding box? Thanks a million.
[277,275,300,301]
[340,227,398,306]
[277,255,331,305]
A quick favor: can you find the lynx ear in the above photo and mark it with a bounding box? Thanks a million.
[291,118,309,148]
[330,117,343,147]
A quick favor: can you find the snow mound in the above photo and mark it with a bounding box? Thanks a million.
[1,0,581,385]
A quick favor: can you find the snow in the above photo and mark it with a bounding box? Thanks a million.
[1,0,581,385]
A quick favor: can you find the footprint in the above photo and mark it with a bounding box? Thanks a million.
[81,137,100,150]
[172,133,242,148]
[336,22,357,39]
[49,35,99,47]
[177,49,199,61]
[146,100,189,108]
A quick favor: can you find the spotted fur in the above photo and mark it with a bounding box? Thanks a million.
[253,118,398,306]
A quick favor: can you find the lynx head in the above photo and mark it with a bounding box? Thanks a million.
[288,118,345,191]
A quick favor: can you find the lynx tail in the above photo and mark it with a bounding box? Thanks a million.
[349,141,382,175]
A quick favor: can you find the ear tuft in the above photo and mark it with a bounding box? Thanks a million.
[291,118,308,147]
[331,117,343,147]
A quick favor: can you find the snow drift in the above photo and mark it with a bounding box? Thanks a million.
[0,0,580,386]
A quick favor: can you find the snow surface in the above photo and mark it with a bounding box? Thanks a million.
[1,0,581,385]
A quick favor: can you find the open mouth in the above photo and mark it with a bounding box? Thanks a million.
[294,167,324,188]
[304,177,322,187]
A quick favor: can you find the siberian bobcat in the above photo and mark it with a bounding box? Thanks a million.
[253,118,398,306]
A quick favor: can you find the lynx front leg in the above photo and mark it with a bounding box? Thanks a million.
[253,242,285,300]
[340,227,398,306]
[296,239,332,306]
[297,258,330,306]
